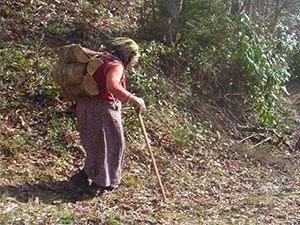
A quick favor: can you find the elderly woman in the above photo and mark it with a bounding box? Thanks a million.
[71,37,146,195]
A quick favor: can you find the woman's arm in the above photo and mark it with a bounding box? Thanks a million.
[105,63,131,103]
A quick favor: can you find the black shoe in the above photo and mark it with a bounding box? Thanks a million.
[90,182,119,191]
[70,171,93,195]
[106,184,119,191]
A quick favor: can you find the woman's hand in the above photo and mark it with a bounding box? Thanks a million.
[128,94,146,112]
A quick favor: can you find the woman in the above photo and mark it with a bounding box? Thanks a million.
[71,37,146,195]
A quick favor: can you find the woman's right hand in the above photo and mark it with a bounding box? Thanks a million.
[128,94,146,112]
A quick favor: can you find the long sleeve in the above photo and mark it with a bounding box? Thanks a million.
[105,63,131,103]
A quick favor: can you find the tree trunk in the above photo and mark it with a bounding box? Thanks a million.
[161,0,183,18]
[230,0,240,15]
[159,0,184,46]
[245,0,252,15]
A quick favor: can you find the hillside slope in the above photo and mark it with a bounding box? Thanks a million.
[0,0,299,224]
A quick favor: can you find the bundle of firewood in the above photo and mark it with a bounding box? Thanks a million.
[51,44,104,101]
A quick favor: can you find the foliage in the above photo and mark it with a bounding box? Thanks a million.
[289,44,300,79]
[125,40,210,151]
[287,36,300,80]
[178,2,296,124]
[180,0,227,47]
[140,0,299,124]
[233,14,291,124]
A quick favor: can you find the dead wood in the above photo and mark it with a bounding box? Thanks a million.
[252,135,274,148]
[51,62,62,84]
[87,58,103,76]
[63,63,86,84]
[81,74,99,96]
[54,63,86,85]
[60,85,87,102]
[237,125,295,151]
[60,44,99,64]
[60,75,99,101]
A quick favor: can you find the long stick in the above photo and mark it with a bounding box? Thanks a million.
[137,112,167,201]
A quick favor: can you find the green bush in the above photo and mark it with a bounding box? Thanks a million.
[233,14,291,124]
[288,44,300,80]
[140,0,296,124]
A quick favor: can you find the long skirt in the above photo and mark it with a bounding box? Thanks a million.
[76,98,125,187]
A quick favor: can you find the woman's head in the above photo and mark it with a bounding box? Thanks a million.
[109,37,140,68]
[109,37,139,56]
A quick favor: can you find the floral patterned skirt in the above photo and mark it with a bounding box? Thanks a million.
[76,98,125,187]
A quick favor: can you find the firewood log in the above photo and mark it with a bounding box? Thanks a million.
[61,75,99,101]
[51,62,86,85]
[60,85,87,101]
[51,62,62,84]
[81,47,101,57]
[81,74,99,96]
[63,63,86,84]
[60,44,91,63]
[87,58,103,76]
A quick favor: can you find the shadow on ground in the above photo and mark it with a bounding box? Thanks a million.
[0,180,93,204]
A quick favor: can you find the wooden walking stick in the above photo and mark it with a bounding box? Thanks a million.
[137,111,167,202]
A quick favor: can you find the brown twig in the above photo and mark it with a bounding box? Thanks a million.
[252,135,274,148]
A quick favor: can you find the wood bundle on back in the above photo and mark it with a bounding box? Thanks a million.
[51,44,104,101]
